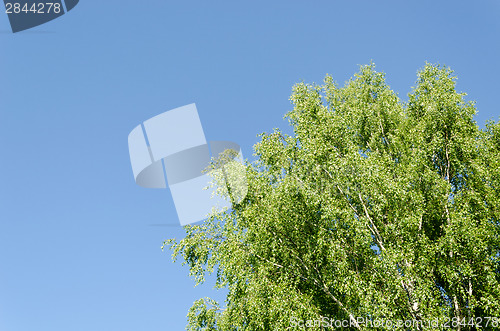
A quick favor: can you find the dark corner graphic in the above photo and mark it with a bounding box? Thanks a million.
[3,0,79,33]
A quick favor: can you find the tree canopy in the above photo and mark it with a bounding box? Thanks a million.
[164,63,500,330]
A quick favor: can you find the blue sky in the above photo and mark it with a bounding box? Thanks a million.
[0,1,499,330]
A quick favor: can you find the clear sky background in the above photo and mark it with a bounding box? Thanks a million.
[0,1,499,330]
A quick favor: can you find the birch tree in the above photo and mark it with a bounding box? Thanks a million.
[165,63,500,330]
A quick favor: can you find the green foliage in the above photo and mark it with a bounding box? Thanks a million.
[164,63,500,330]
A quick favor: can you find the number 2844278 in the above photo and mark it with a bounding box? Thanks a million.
[5,2,62,14]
